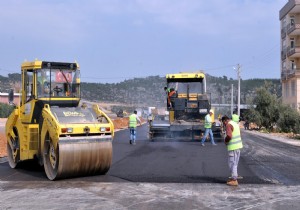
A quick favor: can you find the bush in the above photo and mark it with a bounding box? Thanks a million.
[246,85,300,134]
[277,104,300,133]
[0,103,14,118]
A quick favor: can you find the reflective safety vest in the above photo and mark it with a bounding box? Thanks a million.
[232,114,239,123]
[204,114,212,129]
[227,120,243,151]
[129,114,137,128]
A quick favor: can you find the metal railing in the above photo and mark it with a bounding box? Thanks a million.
[287,22,300,34]
[281,68,300,80]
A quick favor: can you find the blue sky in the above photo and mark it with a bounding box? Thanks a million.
[0,0,286,83]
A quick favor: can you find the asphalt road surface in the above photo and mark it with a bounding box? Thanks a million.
[1,124,300,209]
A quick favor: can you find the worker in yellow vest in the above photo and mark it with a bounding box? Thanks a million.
[231,111,240,124]
[128,110,142,145]
[221,115,243,186]
[201,109,217,146]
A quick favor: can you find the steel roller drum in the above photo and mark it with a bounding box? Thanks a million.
[43,136,112,180]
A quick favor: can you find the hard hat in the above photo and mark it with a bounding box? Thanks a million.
[209,109,214,114]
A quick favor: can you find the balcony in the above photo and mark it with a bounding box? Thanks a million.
[287,22,300,35]
[287,46,300,57]
[281,68,300,80]
[281,49,287,60]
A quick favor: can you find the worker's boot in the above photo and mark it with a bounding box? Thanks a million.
[227,179,238,186]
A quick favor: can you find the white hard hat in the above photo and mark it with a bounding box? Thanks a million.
[209,109,214,114]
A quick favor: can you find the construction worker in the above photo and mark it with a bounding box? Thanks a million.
[128,110,142,145]
[201,109,217,146]
[164,87,171,108]
[164,86,171,94]
[168,88,176,109]
[221,115,243,186]
[231,111,240,124]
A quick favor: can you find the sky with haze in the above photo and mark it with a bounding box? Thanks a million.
[0,0,286,83]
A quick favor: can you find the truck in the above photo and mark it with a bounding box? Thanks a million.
[149,72,221,140]
[6,60,114,180]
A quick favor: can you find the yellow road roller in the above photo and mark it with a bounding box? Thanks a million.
[6,60,114,180]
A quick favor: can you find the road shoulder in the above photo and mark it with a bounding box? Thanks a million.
[243,130,300,147]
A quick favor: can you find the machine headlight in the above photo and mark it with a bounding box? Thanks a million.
[61,128,73,133]
[100,127,110,132]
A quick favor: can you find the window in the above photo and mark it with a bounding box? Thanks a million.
[291,80,296,97]
[37,69,50,97]
[291,16,295,26]
[291,38,295,49]
[291,60,296,69]
[23,70,33,103]
[290,60,297,70]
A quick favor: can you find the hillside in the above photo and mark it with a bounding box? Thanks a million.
[82,75,281,108]
[4,73,281,110]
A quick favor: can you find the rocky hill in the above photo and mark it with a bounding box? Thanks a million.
[3,73,281,109]
[82,75,281,107]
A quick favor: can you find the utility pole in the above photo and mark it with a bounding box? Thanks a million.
[237,64,241,116]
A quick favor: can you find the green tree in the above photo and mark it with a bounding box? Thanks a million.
[245,108,262,129]
[277,104,300,134]
[253,87,279,131]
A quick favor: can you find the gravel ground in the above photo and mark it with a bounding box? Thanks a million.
[1,181,300,210]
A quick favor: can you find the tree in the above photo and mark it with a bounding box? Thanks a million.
[245,108,262,129]
[277,104,300,134]
[252,87,279,131]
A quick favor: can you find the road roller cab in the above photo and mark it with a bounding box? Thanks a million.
[6,60,114,180]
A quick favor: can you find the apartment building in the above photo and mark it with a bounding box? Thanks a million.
[280,0,300,109]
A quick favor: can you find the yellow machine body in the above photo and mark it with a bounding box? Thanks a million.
[149,72,221,140]
[6,60,114,180]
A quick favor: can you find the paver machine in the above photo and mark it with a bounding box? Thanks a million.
[149,72,221,140]
[6,60,114,180]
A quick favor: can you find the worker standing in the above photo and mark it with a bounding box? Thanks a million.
[128,110,142,145]
[164,87,171,108]
[231,111,240,124]
[221,115,243,186]
[168,88,176,109]
[201,109,217,146]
